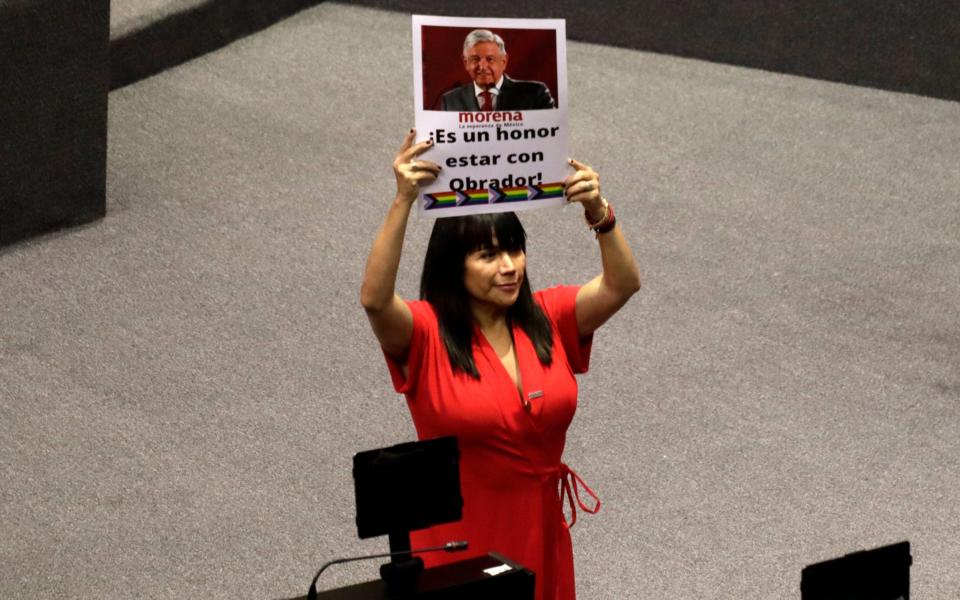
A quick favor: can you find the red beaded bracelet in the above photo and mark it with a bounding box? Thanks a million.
[585,198,616,235]
[584,198,608,228]
[593,202,616,235]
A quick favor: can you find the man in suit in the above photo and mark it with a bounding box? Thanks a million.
[440,29,556,111]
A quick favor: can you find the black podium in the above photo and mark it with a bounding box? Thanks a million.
[296,439,534,600]
[1,0,109,246]
[298,553,533,600]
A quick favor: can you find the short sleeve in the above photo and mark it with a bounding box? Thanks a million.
[535,285,592,374]
[382,300,437,394]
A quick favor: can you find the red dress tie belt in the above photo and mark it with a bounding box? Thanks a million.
[558,463,601,529]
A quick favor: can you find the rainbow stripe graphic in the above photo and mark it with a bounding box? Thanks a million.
[494,186,530,203]
[424,182,566,210]
[462,189,490,205]
[424,191,460,209]
[532,183,564,200]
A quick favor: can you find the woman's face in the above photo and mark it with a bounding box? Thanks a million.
[463,237,526,312]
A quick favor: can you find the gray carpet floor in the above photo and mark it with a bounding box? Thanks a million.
[111,0,208,37]
[3,2,959,598]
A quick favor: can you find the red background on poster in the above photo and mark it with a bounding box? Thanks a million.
[420,26,559,111]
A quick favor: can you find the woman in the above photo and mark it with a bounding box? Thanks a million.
[360,130,640,600]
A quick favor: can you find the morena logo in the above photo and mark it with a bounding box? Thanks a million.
[458,111,524,124]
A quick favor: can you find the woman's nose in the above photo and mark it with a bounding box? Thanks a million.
[499,252,516,271]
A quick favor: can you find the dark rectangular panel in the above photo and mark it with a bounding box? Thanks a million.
[0,0,109,247]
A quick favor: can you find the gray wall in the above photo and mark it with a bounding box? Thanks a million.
[109,0,324,89]
[350,0,960,102]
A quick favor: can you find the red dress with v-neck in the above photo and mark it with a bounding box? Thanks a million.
[383,285,595,600]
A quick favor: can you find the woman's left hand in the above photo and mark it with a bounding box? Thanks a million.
[563,158,605,222]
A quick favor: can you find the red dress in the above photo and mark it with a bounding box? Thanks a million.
[383,285,600,600]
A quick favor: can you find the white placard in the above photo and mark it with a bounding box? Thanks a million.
[412,15,569,218]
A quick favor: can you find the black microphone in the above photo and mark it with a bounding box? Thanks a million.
[307,541,468,600]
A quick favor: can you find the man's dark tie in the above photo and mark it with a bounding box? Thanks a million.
[480,90,493,111]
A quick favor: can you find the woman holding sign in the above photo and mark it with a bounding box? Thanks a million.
[360,129,640,600]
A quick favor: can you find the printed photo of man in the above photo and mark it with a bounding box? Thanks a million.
[440,29,556,111]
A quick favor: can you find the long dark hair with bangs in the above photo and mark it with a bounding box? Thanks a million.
[420,212,554,378]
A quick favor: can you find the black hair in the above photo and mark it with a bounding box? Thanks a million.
[420,212,554,378]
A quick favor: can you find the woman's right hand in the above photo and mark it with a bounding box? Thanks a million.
[393,129,441,204]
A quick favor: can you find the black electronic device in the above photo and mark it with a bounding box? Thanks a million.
[353,436,463,539]
[298,437,535,599]
[801,540,912,600]
[351,436,463,592]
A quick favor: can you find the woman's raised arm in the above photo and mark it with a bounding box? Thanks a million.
[360,130,440,360]
[563,158,642,338]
